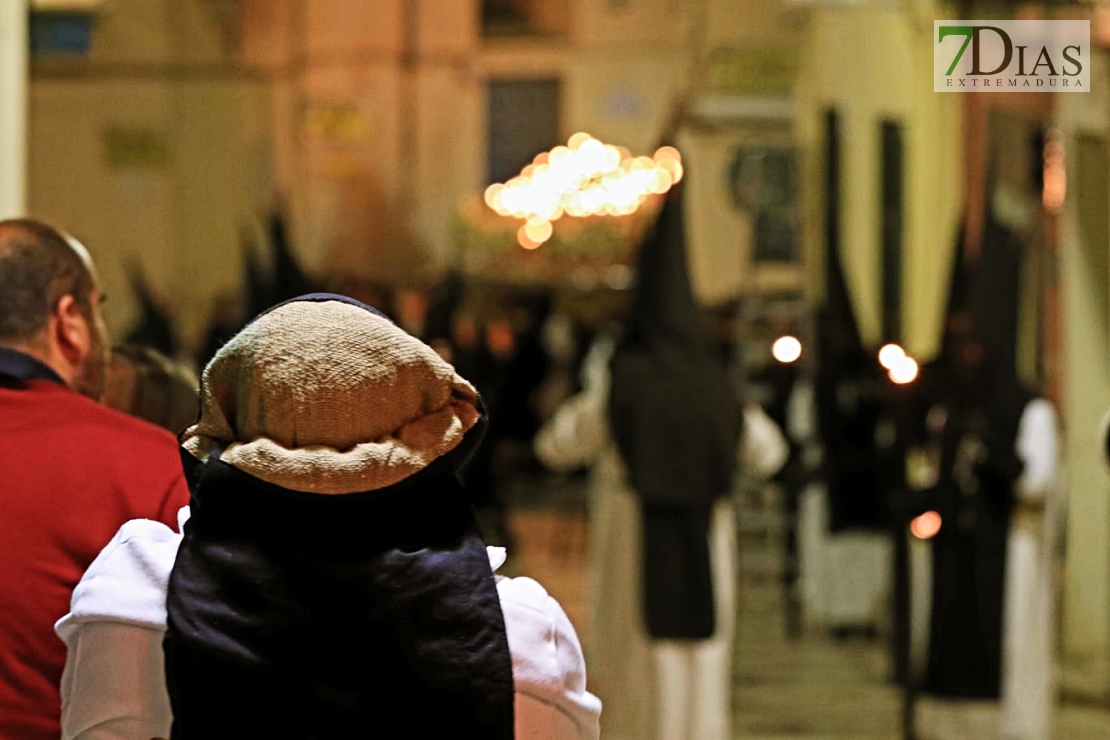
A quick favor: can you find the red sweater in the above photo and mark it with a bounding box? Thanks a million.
[0,377,190,740]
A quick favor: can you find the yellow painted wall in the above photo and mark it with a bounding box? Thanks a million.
[27,0,269,353]
[796,3,962,356]
[1055,51,1110,696]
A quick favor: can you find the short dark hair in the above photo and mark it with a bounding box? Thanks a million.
[0,219,96,343]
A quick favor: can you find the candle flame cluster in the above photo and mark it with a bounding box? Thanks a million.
[483,132,684,250]
[879,343,918,385]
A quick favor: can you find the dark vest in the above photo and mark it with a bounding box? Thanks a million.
[165,426,515,739]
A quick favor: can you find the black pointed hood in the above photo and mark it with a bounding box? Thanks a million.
[123,264,178,357]
[969,193,1023,386]
[240,225,275,319]
[267,210,315,300]
[945,217,973,323]
[621,178,709,350]
[819,109,865,369]
[609,177,736,500]
[818,231,866,367]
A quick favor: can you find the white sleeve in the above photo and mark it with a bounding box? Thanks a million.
[59,622,173,740]
[1014,398,1059,503]
[739,403,789,480]
[55,513,184,740]
[533,388,611,473]
[495,573,602,740]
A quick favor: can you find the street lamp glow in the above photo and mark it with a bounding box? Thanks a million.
[772,336,802,364]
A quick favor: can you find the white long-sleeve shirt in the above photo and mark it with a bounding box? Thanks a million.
[55,508,602,740]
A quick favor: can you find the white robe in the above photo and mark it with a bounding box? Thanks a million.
[534,340,787,740]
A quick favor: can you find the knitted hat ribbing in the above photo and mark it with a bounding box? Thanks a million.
[181,298,480,494]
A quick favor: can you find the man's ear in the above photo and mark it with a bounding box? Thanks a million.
[52,295,92,367]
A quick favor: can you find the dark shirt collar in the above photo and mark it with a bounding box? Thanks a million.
[0,347,67,386]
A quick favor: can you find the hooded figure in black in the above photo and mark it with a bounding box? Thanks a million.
[814,233,886,533]
[123,264,179,359]
[165,294,515,739]
[607,174,739,640]
[920,203,1034,701]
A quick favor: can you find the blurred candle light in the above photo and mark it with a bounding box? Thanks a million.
[484,183,503,210]
[878,343,906,370]
[911,511,942,539]
[568,132,592,150]
[485,133,683,245]
[889,355,919,384]
[1043,131,1066,213]
[524,219,553,244]
[517,225,542,250]
[653,145,681,163]
[772,336,803,364]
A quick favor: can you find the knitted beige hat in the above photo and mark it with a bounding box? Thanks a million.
[181,297,481,494]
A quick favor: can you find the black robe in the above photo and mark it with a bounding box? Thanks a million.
[815,354,887,532]
[922,379,1031,698]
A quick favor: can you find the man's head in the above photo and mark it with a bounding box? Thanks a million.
[0,219,110,399]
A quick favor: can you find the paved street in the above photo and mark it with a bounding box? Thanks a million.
[507,484,1110,739]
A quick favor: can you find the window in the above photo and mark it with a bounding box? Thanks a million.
[486,79,561,185]
[481,0,568,38]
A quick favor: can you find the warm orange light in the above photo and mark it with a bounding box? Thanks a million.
[878,343,905,370]
[889,356,919,385]
[649,169,674,194]
[524,219,553,243]
[1043,131,1066,214]
[657,157,683,183]
[517,226,542,250]
[568,132,592,150]
[911,511,942,539]
[483,183,503,209]
[486,133,683,244]
[653,145,681,163]
[772,336,802,364]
